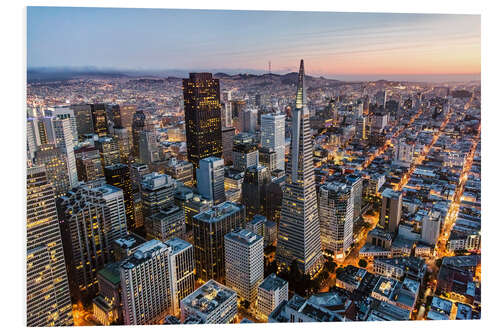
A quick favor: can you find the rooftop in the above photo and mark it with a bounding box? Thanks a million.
[194,201,243,223]
[259,274,288,292]
[225,229,262,246]
[181,280,237,315]
[121,239,169,269]
[164,237,192,254]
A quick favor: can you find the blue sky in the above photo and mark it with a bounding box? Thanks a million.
[27,7,480,80]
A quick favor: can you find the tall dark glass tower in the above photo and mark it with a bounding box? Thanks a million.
[183,73,223,173]
[131,110,146,160]
[90,103,108,137]
[276,60,323,275]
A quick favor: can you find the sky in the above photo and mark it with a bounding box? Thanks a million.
[27,7,481,81]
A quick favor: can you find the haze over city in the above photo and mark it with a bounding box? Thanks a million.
[27,7,480,82]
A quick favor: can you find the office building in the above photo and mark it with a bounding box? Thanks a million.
[164,238,196,315]
[222,127,236,164]
[72,104,94,140]
[394,138,415,167]
[183,73,223,171]
[104,163,135,231]
[27,166,73,326]
[75,146,104,182]
[90,103,108,137]
[45,106,78,144]
[240,108,258,133]
[276,60,324,275]
[259,147,277,172]
[120,240,173,325]
[33,144,71,198]
[165,158,193,187]
[233,143,258,172]
[57,182,128,300]
[318,182,354,260]
[112,126,132,164]
[260,113,286,171]
[180,280,238,324]
[225,229,264,303]
[118,104,136,130]
[421,213,441,246]
[241,165,271,221]
[130,163,149,191]
[193,202,246,281]
[174,187,212,232]
[95,136,121,168]
[196,156,226,204]
[380,188,403,233]
[132,110,146,159]
[92,262,122,326]
[140,172,176,218]
[145,206,186,242]
[139,130,160,164]
[257,274,288,319]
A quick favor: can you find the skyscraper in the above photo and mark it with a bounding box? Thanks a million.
[183,73,223,172]
[104,163,135,231]
[140,172,176,218]
[33,144,71,198]
[318,182,354,260]
[224,229,264,304]
[260,113,286,171]
[74,146,104,182]
[240,108,258,133]
[95,136,121,168]
[276,60,323,275]
[27,166,73,326]
[241,164,271,221]
[221,126,236,165]
[90,103,108,137]
[131,110,146,160]
[196,156,226,205]
[232,143,259,172]
[192,202,246,281]
[57,182,128,301]
[380,188,403,233]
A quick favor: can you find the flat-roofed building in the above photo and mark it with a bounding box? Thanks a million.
[180,280,238,324]
[225,229,264,304]
[257,274,288,319]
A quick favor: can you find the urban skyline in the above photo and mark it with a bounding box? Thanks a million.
[26,6,481,327]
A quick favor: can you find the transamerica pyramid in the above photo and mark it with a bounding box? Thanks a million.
[276,59,324,275]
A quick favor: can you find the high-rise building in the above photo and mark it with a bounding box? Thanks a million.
[75,146,104,182]
[130,163,150,191]
[72,104,94,140]
[90,103,108,137]
[180,280,238,324]
[57,182,128,300]
[52,117,78,187]
[260,113,286,171]
[119,104,137,130]
[232,143,258,172]
[145,206,186,242]
[193,202,246,281]
[224,229,264,304]
[131,110,146,159]
[120,240,173,325]
[120,238,195,324]
[165,158,193,187]
[380,188,403,233]
[240,108,258,133]
[259,146,277,172]
[140,172,176,218]
[174,187,212,233]
[196,156,226,204]
[27,166,73,327]
[241,164,271,221]
[393,138,415,167]
[164,238,196,315]
[45,106,78,144]
[92,262,122,326]
[318,182,354,260]
[257,274,288,319]
[112,126,132,164]
[421,212,441,246]
[33,144,71,198]
[183,73,223,171]
[139,130,160,164]
[104,163,135,231]
[276,60,323,275]
[222,127,236,165]
[345,174,363,223]
[95,137,121,168]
